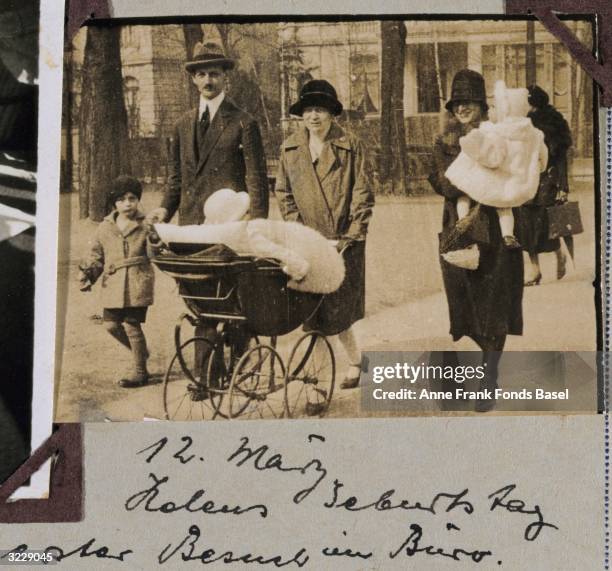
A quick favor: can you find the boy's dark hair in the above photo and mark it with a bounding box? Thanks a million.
[108,175,143,205]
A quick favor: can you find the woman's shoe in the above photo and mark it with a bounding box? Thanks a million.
[474,381,497,412]
[524,274,542,287]
[118,374,149,388]
[474,397,496,413]
[340,375,360,390]
[340,363,361,389]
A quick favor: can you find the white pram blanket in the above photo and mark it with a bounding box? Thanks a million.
[154,219,345,294]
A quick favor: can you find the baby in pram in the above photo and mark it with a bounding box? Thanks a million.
[153,188,346,294]
[445,80,548,248]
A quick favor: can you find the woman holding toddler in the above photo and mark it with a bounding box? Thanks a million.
[428,69,531,412]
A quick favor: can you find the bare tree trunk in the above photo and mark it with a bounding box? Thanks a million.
[433,33,444,107]
[79,26,131,221]
[570,55,579,153]
[250,59,272,132]
[525,20,536,86]
[379,21,408,194]
[182,24,204,108]
[215,24,232,58]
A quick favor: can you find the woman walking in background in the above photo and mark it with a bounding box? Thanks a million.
[518,85,573,286]
[275,80,374,413]
[428,69,524,413]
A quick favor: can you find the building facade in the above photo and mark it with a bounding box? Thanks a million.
[62,20,594,192]
[279,20,594,158]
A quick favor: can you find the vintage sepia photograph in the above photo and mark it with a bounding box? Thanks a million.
[54,17,600,421]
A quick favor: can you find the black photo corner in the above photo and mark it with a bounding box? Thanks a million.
[0,0,39,484]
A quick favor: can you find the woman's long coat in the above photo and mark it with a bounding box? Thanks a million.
[274,123,374,335]
[84,211,155,309]
[517,104,572,254]
[429,121,524,341]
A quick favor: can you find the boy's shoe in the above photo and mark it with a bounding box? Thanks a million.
[503,235,521,249]
[187,380,208,401]
[118,374,149,388]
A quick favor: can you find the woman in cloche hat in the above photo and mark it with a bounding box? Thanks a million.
[274,80,375,415]
[428,69,524,413]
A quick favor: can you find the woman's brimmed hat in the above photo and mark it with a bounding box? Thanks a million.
[445,69,489,112]
[289,80,343,117]
[185,42,235,73]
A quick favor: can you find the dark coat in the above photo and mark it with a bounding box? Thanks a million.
[275,124,374,335]
[517,105,572,254]
[428,120,523,341]
[529,105,572,196]
[161,97,269,225]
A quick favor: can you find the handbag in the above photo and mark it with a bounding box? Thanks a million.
[441,243,480,270]
[546,201,583,240]
[439,204,485,271]
[440,204,489,254]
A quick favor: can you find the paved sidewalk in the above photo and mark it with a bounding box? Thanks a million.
[55,183,598,421]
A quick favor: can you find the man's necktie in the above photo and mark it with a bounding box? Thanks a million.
[200,106,210,136]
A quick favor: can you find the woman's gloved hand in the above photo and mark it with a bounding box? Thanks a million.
[336,237,356,254]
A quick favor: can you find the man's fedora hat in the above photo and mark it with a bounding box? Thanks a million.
[185,42,235,72]
[445,69,489,112]
[289,79,343,117]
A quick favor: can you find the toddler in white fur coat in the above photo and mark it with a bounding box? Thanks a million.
[153,188,345,294]
[445,80,548,248]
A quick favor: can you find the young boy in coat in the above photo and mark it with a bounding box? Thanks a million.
[79,175,155,388]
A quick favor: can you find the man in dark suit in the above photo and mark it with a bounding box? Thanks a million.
[148,43,268,399]
[148,42,268,225]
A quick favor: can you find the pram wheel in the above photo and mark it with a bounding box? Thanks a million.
[206,328,258,419]
[227,343,286,419]
[284,332,335,418]
[162,336,217,420]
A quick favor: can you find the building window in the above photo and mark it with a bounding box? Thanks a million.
[553,43,569,113]
[413,42,468,113]
[288,71,312,112]
[481,44,498,106]
[349,53,379,114]
[504,45,526,88]
[482,43,546,98]
[123,76,140,139]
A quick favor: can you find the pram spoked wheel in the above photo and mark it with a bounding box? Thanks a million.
[153,250,337,420]
[284,332,335,418]
[162,314,224,420]
[205,324,258,419]
[227,341,286,419]
[162,335,217,420]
